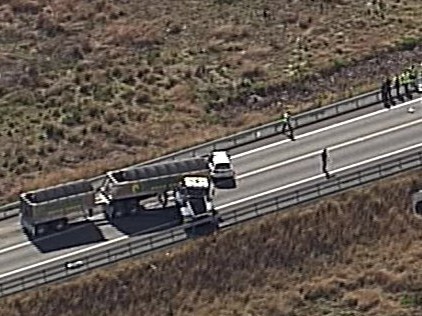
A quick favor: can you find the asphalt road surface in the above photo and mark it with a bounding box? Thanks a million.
[0,96,421,283]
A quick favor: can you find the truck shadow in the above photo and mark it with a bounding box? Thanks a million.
[109,206,182,236]
[30,221,106,253]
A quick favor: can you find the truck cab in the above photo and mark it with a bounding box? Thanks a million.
[208,151,235,179]
[175,176,216,222]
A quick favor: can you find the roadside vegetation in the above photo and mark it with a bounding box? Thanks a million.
[1,164,422,315]
[0,0,421,202]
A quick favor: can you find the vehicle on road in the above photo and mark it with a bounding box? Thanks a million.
[97,157,217,221]
[174,176,216,223]
[208,151,235,179]
[19,155,229,237]
[20,180,95,237]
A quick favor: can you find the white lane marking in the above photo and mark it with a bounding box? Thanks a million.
[232,96,422,159]
[0,241,31,255]
[237,117,422,179]
[217,142,422,209]
[1,142,421,280]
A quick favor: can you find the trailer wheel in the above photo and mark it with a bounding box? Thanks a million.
[114,209,124,218]
[129,207,138,215]
[53,219,68,232]
[158,193,168,207]
[35,224,47,237]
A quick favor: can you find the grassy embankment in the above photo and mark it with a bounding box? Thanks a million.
[0,0,421,202]
[1,161,422,315]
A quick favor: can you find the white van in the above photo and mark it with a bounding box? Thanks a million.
[208,151,235,179]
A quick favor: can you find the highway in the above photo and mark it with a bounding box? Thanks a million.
[0,95,421,287]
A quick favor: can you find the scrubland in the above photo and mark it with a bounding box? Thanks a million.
[1,168,422,315]
[0,0,421,201]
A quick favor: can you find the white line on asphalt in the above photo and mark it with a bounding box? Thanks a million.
[237,116,422,179]
[232,96,422,159]
[1,142,421,280]
[0,241,31,255]
[217,141,422,209]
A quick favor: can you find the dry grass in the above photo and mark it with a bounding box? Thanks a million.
[1,167,422,315]
[0,0,421,202]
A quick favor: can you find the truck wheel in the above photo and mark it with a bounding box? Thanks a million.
[35,224,47,236]
[129,207,138,215]
[53,219,68,232]
[158,193,168,207]
[114,209,124,218]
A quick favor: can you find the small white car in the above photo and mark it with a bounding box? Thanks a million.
[208,151,235,179]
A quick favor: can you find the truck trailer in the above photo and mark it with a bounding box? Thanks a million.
[97,157,216,221]
[20,179,95,237]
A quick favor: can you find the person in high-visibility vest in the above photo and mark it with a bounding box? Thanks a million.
[280,110,295,141]
[409,65,418,93]
[402,69,412,99]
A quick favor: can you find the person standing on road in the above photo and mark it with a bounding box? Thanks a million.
[381,78,389,108]
[393,74,402,102]
[402,70,412,100]
[385,76,394,106]
[280,109,295,141]
[410,65,418,92]
[321,148,331,179]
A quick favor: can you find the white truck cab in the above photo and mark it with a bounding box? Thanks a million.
[175,176,215,222]
[208,151,235,179]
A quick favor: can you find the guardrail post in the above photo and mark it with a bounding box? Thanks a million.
[254,203,259,216]
[149,236,154,250]
[337,178,342,189]
[128,242,133,255]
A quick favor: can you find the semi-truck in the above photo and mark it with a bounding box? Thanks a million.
[19,154,232,237]
[20,179,95,237]
[97,157,216,221]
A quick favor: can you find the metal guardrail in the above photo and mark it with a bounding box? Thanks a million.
[0,202,19,220]
[0,87,385,219]
[1,147,421,297]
